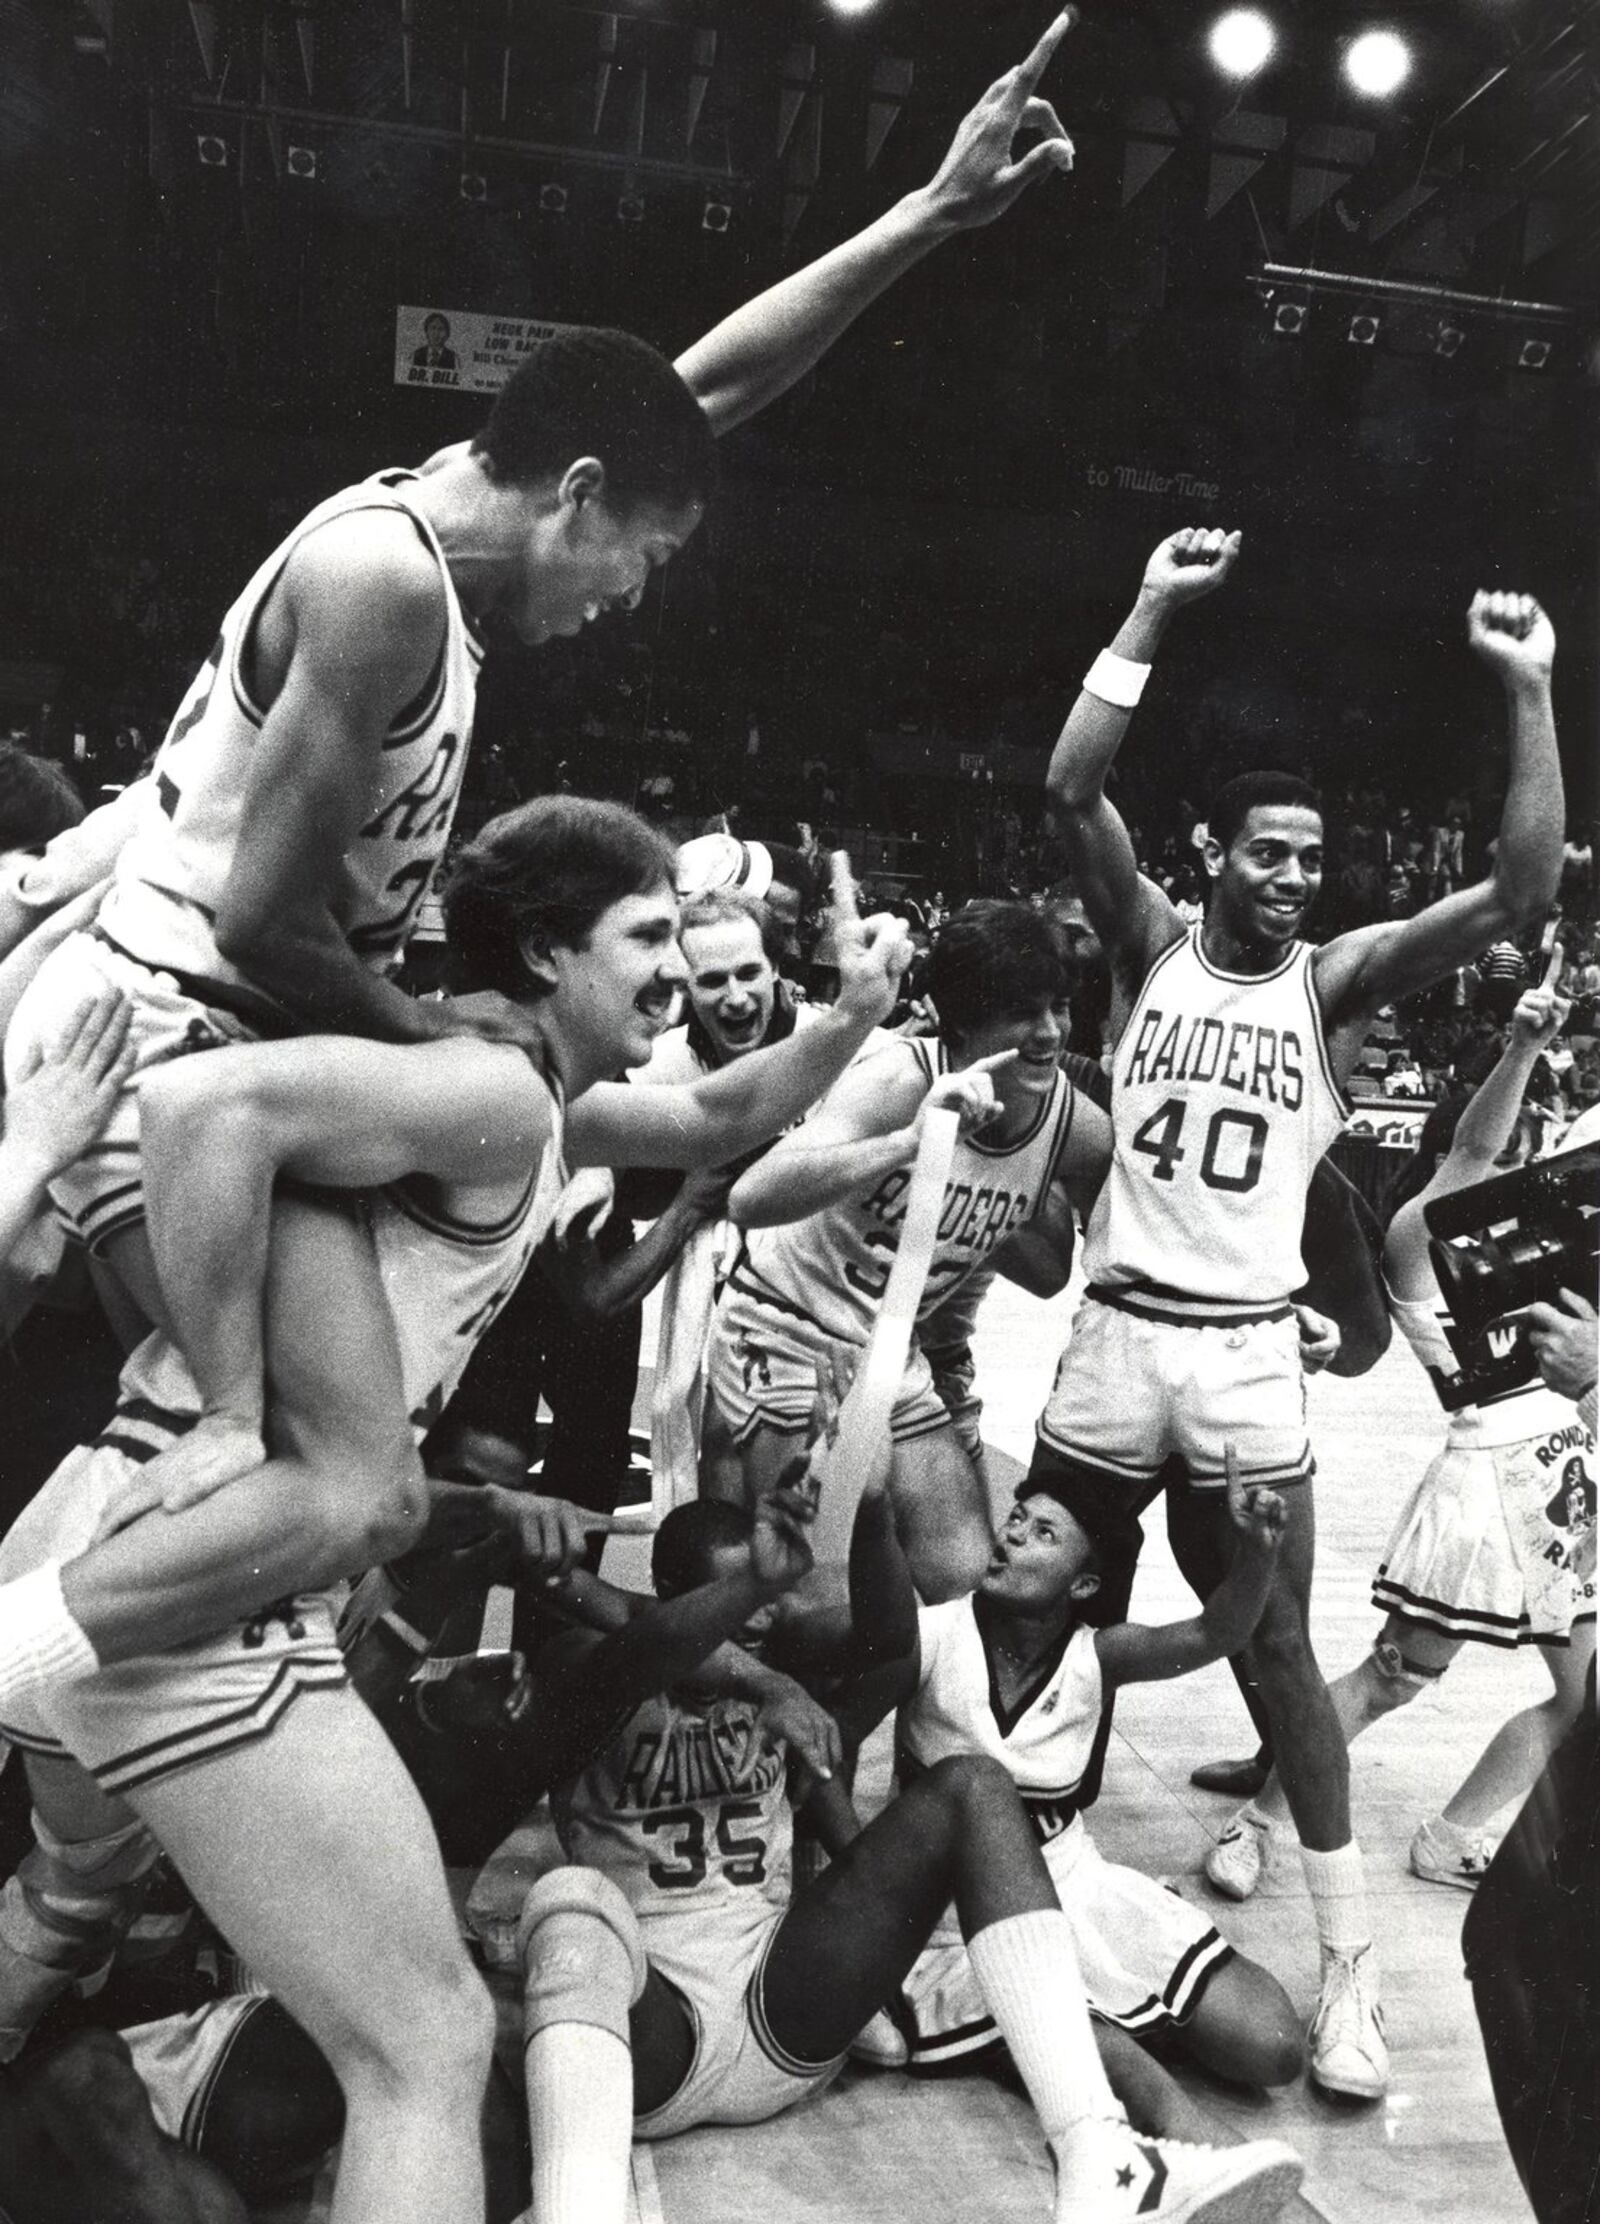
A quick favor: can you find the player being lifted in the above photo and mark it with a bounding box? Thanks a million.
[709,901,1110,1598]
[1038,526,1564,2097]
[0,7,1079,1717]
[0,804,911,2224]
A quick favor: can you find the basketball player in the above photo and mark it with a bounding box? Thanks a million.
[1037,524,1564,2096]
[512,1480,1304,2224]
[0,815,910,1712]
[0,800,909,2224]
[710,901,1110,1598]
[0,5,1077,1693]
[874,1452,1303,2090]
[1207,962,1593,1896]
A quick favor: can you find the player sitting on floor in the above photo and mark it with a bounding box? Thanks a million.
[841,1446,1303,2089]
[506,1427,1303,2224]
[1206,954,1594,1901]
[709,899,1110,1600]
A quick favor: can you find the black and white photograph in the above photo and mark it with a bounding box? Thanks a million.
[0,3,1594,2221]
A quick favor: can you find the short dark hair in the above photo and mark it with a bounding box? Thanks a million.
[927,901,1070,1046]
[1015,1471,1140,1622]
[680,889,780,967]
[0,744,84,852]
[652,1499,752,1598]
[1207,771,1323,854]
[472,326,718,516]
[443,794,675,1000]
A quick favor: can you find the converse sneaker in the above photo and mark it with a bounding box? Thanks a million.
[1054,2116,1304,2224]
[1410,1814,1497,1891]
[1203,1806,1273,1900]
[1308,1944,1388,2099]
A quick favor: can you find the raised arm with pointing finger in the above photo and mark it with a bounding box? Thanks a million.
[676,10,1077,435]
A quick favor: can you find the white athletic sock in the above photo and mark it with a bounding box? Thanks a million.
[522,2024,633,2224]
[0,1564,99,1713]
[1301,1841,1372,1962]
[965,1909,1121,2140]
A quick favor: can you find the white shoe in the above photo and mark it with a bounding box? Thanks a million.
[1308,1944,1388,2099]
[1055,2117,1304,2224]
[849,2007,909,2068]
[1410,1814,1497,1891]
[1204,1807,1273,1900]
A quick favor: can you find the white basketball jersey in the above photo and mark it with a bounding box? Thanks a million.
[376,1072,566,1440]
[98,470,482,1008]
[900,1601,1101,1848]
[1085,928,1345,1312]
[727,1039,1078,1348]
[553,1688,793,1925]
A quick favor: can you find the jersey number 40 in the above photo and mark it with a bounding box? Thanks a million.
[1131,1099,1269,1195]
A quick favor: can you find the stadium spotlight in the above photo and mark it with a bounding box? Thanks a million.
[538,181,569,215]
[1433,321,1464,358]
[825,0,883,15]
[1271,298,1308,335]
[459,170,488,202]
[1344,28,1411,98]
[1347,311,1380,346]
[196,133,228,167]
[1208,9,1277,81]
[1517,336,1551,370]
[617,191,646,224]
[286,144,317,180]
[701,196,732,233]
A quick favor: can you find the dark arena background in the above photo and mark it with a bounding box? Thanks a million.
[0,4,1596,2223]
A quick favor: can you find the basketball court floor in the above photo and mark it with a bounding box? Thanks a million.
[285,1273,1542,2224]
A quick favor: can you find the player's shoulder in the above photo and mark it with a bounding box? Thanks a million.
[280,500,445,638]
[916,1593,975,1664]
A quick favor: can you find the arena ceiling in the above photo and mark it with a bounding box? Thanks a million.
[6,1,1596,319]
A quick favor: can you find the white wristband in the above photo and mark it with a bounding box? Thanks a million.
[1083,648,1152,710]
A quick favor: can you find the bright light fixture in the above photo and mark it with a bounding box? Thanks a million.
[1344,28,1411,97]
[1208,9,1277,80]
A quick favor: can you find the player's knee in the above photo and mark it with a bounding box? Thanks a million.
[1246,1596,1314,1675]
[1235,1981,1305,2086]
[1195,1964,1303,2087]
[921,1753,1015,1819]
[1238,2012,1306,2088]
[341,1942,494,2103]
[517,1866,647,2048]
